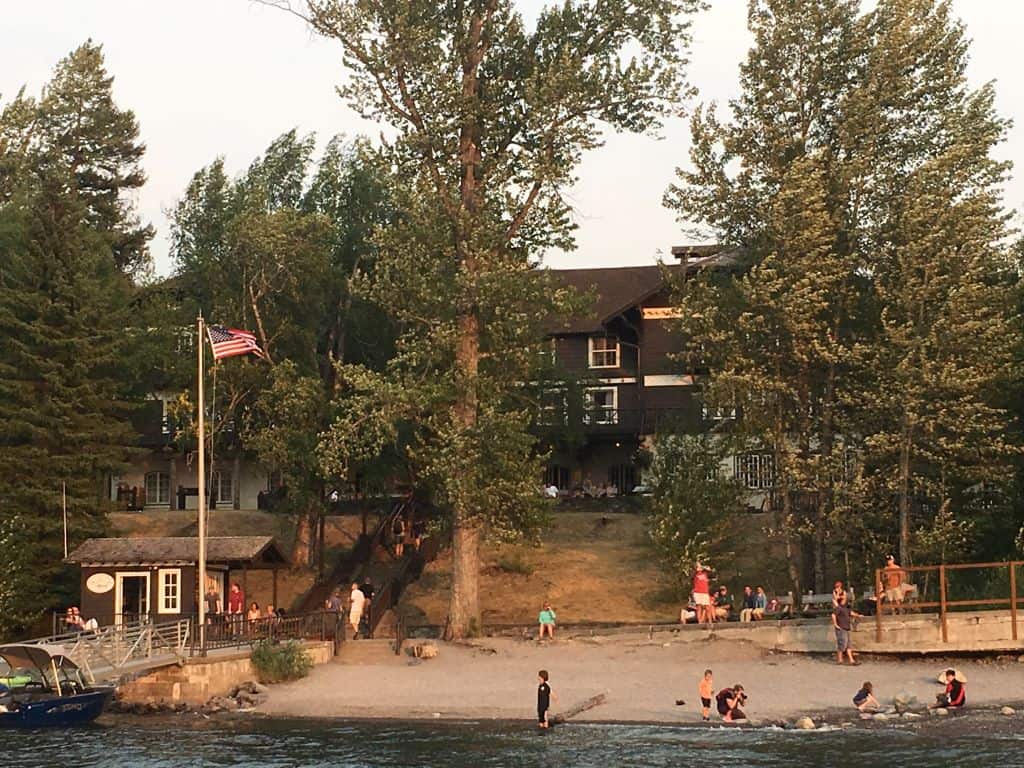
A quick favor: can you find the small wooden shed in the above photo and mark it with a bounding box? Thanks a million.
[65,536,289,625]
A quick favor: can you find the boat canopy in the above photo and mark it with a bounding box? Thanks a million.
[0,645,79,675]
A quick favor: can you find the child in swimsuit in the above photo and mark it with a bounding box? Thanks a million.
[699,669,714,721]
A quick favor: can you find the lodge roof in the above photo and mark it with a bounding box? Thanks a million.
[547,245,742,334]
[65,536,289,568]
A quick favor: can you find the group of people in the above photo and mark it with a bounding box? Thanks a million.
[684,565,769,624]
[63,606,98,632]
[325,577,376,640]
[851,670,966,713]
[535,666,965,730]
[203,581,283,631]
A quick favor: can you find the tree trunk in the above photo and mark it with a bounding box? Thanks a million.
[446,512,482,639]
[291,509,316,567]
[774,405,802,602]
[898,417,912,565]
[446,311,482,639]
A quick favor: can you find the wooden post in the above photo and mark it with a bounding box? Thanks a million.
[318,512,326,583]
[272,568,279,611]
[1010,561,1018,642]
[939,565,948,643]
[875,568,883,643]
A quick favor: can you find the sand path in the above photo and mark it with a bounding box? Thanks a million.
[260,633,1024,723]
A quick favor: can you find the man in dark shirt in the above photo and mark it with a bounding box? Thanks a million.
[713,586,733,621]
[537,669,553,728]
[931,669,966,709]
[832,593,862,665]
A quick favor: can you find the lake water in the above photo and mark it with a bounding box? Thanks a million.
[7,717,1024,767]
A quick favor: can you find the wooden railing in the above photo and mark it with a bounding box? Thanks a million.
[874,561,1024,643]
[194,610,341,654]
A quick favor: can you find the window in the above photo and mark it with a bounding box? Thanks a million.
[213,471,233,505]
[733,453,775,490]
[544,465,569,490]
[157,568,181,614]
[609,465,636,494]
[145,471,170,505]
[588,336,620,368]
[701,402,737,422]
[538,388,568,426]
[267,470,283,492]
[584,387,618,425]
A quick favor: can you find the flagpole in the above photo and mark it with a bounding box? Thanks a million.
[62,482,68,558]
[197,314,207,654]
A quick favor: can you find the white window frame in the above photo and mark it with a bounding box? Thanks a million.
[213,471,233,505]
[114,571,151,625]
[588,336,620,369]
[157,568,181,614]
[145,471,170,506]
[734,452,775,490]
[584,386,618,425]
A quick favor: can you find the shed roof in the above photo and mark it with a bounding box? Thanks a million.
[65,536,289,568]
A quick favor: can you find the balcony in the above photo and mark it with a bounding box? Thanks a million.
[535,407,695,436]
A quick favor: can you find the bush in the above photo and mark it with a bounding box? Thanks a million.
[250,640,313,683]
[496,553,534,576]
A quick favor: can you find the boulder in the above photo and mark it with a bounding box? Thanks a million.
[410,643,439,659]
[794,716,816,730]
[1001,706,1016,716]
[901,712,922,720]
[930,707,948,716]
[872,713,889,722]
[892,691,917,712]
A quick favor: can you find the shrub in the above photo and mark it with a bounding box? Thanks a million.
[496,553,534,576]
[250,640,313,683]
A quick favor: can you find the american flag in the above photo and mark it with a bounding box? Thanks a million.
[207,325,265,361]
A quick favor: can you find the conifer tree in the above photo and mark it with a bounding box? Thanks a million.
[0,43,145,633]
[667,0,1018,581]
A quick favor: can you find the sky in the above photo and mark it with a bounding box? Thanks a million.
[1,1,1021,275]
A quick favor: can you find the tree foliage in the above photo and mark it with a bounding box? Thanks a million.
[645,435,745,595]
[267,0,703,637]
[0,42,148,635]
[666,0,1017,588]
[168,132,394,563]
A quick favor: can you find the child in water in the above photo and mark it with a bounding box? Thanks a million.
[537,669,555,728]
[853,682,880,712]
[699,669,714,721]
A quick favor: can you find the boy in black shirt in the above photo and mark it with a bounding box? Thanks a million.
[537,669,554,728]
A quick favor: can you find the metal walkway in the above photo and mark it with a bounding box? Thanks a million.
[22,618,192,683]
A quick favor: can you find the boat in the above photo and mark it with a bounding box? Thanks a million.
[0,644,114,728]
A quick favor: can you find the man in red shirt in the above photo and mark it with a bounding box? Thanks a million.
[227,582,245,635]
[693,563,712,624]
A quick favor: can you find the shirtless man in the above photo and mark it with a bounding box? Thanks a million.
[882,555,906,612]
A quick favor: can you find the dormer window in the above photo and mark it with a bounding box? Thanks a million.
[588,336,620,368]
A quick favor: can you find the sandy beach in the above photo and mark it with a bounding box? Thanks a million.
[259,632,1024,724]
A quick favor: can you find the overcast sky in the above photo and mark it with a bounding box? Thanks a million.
[1,1,1020,275]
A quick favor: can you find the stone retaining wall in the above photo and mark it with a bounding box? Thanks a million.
[117,641,334,705]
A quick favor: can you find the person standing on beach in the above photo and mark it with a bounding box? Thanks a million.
[537,669,556,728]
[348,582,366,640]
[698,669,714,721]
[832,593,862,665]
[882,555,906,612]
[693,563,712,624]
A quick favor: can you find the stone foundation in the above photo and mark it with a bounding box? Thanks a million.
[117,641,334,705]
